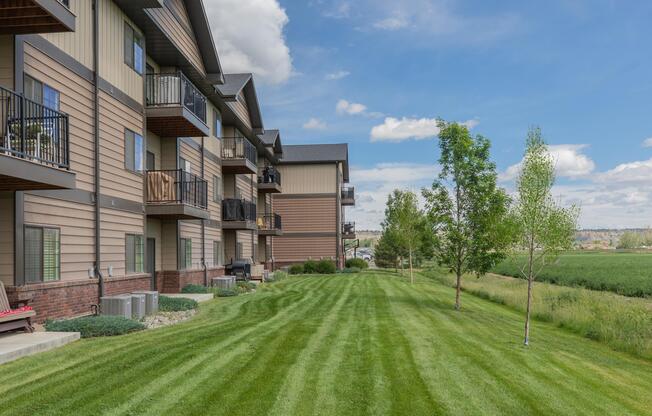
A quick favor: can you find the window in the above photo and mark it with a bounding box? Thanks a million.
[213,175,222,202]
[146,151,155,171]
[213,109,222,138]
[179,238,192,270]
[126,234,144,274]
[236,242,243,260]
[124,22,143,75]
[179,157,190,173]
[24,75,60,111]
[25,226,60,283]
[213,241,223,266]
[125,129,143,172]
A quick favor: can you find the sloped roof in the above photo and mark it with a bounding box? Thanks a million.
[259,129,283,155]
[279,144,350,182]
[215,73,264,132]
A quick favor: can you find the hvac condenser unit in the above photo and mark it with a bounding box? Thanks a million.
[131,294,146,319]
[100,295,132,319]
[212,276,236,289]
[132,291,159,315]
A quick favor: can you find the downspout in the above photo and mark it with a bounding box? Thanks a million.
[201,136,207,286]
[335,162,341,269]
[92,0,103,298]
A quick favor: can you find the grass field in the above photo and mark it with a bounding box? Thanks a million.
[492,251,652,297]
[2,271,652,415]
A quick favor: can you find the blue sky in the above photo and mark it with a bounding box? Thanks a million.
[208,0,652,230]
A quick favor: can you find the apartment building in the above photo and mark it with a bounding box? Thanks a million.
[0,0,298,322]
[272,144,355,269]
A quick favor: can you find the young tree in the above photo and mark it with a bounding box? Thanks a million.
[374,229,401,270]
[423,121,511,310]
[383,189,425,284]
[511,127,578,346]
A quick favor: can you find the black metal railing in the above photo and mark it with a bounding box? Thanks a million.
[146,169,208,209]
[0,86,69,169]
[222,198,257,222]
[258,167,281,186]
[145,71,207,123]
[343,222,356,235]
[222,137,257,164]
[257,213,282,231]
[342,186,355,200]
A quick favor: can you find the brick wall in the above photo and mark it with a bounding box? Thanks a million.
[156,267,225,293]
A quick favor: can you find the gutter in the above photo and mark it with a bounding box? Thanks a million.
[201,136,207,286]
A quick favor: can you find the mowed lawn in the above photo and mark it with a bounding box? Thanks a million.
[1,272,652,416]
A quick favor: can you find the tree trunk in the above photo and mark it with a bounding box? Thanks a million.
[455,270,462,310]
[524,243,535,346]
[400,256,404,275]
[409,248,413,285]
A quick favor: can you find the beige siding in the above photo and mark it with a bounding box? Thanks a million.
[24,43,95,192]
[179,220,202,270]
[99,91,144,202]
[146,130,161,170]
[98,0,144,102]
[0,193,14,285]
[273,236,337,263]
[179,141,201,174]
[146,4,205,76]
[0,35,14,90]
[235,174,255,200]
[41,0,94,69]
[205,226,221,267]
[161,139,177,170]
[100,207,144,278]
[205,156,221,220]
[273,196,337,232]
[224,231,235,264]
[24,195,95,281]
[237,231,253,260]
[161,220,177,270]
[277,164,337,194]
[227,91,252,130]
[146,218,162,272]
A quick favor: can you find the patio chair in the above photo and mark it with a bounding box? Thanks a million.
[0,281,35,333]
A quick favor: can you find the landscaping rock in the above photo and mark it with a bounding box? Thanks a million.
[142,310,196,329]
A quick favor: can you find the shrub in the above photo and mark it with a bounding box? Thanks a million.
[303,260,318,274]
[316,259,337,274]
[45,316,145,338]
[236,281,256,293]
[288,264,304,275]
[341,267,361,274]
[346,258,369,269]
[216,288,238,297]
[159,296,198,312]
[272,271,288,281]
[181,284,209,294]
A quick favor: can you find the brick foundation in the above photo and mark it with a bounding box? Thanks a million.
[155,267,225,293]
[5,274,151,323]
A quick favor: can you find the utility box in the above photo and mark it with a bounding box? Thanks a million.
[132,291,159,315]
[131,294,146,319]
[212,276,236,289]
[100,295,132,319]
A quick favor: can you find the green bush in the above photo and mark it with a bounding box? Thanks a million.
[316,259,336,274]
[216,288,238,297]
[341,267,361,274]
[181,284,209,294]
[45,316,145,338]
[288,264,304,275]
[346,258,369,269]
[159,296,198,312]
[303,260,318,274]
[236,281,256,293]
[271,271,288,281]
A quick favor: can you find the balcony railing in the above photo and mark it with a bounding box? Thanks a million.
[342,186,355,201]
[222,199,257,222]
[257,213,282,231]
[145,72,207,123]
[258,167,281,186]
[0,86,69,169]
[222,137,257,164]
[146,169,208,209]
[343,222,356,236]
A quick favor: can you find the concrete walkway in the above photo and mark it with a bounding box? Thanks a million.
[0,331,80,365]
[164,293,214,303]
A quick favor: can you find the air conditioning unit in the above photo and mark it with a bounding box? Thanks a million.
[212,276,236,289]
[132,291,159,315]
[131,294,146,319]
[100,295,132,319]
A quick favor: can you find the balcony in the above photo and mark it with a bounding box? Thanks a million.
[258,168,281,193]
[0,0,75,35]
[222,198,257,230]
[145,72,209,138]
[221,137,257,174]
[342,222,356,239]
[0,86,75,190]
[257,213,282,236]
[341,186,355,206]
[145,169,209,220]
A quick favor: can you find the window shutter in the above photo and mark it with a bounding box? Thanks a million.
[124,23,134,67]
[185,239,192,269]
[135,235,144,273]
[43,229,60,281]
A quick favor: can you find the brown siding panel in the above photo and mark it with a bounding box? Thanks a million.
[0,193,14,286]
[273,196,337,232]
[273,236,337,263]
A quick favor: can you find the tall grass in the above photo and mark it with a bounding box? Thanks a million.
[424,267,652,360]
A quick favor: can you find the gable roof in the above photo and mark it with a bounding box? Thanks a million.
[259,129,283,155]
[215,73,264,133]
[279,144,350,182]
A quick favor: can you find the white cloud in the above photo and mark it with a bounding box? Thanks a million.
[595,158,652,185]
[325,70,351,80]
[351,163,438,183]
[206,0,292,85]
[336,99,367,115]
[370,117,478,142]
[642,137,652,147]
[373,16,409,30]
[322,1,351,19]
[303,117,328,130]
[501,144,595,181]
